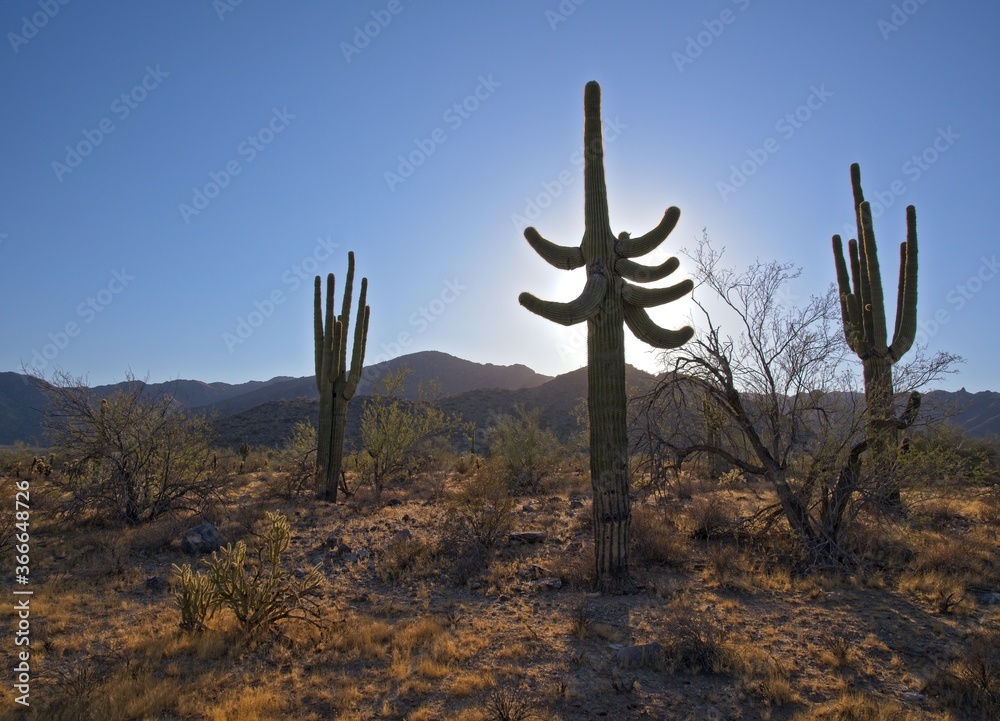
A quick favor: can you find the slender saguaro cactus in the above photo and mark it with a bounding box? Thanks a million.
[832,163,918,506]
[314,252,369,502]
[519,81,693,594]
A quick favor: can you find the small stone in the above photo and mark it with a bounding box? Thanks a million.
[531,577,563,591]
[180,523,223,555]
[615,643,664,669]
[509,531,547,545]
[570,500,584,510]
[145,576,168,592]
[387,499,402,507]
[393,529,413,543]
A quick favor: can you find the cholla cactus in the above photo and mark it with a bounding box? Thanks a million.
[519,81,693,593]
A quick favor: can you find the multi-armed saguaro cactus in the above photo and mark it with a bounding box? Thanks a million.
[314,252,369,502]
[519,81,693,594]
[832,163,918,505]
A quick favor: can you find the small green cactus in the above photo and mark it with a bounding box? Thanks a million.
[314,252,369,502]
[519,81,693,594]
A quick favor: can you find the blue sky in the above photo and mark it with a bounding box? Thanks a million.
[1,1,996,392]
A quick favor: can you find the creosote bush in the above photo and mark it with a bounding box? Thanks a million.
[486,405,560,492]
[441,458,516,583]
[173,511,323,638]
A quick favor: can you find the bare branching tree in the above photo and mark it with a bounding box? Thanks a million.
[637,236,957,565]
[39,370,220,525]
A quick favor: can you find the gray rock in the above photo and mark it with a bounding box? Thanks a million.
[973,589,1000,605]
[180,523,223,555]
[569,500,585,510]
[531,577,563,591]
[144,576,168,592]
[393,529,413,543]
[509,531,547,545]
[615,642,664,669]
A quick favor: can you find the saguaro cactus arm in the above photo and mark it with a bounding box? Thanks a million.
[616,207,681,258]
[615,256,680,283]
[888,205,918,361]
[524,228,586,270]
[518,272,607,326]
[345,285,369,398]
[623,302,694,349]
[621,278,694,307]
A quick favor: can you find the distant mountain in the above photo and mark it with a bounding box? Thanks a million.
[190,350,551,418]
[0,373,49,446]
[213,364,658,452]
[0,352,552,447]
[2,354,997,449]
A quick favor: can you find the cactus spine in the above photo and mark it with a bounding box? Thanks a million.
[315,252,369,502]
[832,163,918,506]
[519,81,693,594]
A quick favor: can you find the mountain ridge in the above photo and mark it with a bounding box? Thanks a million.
[1,353,998,447]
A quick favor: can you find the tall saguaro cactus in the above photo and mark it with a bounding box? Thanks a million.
[315,252,369,502]
[832,163,918,505]
[519,81,694,594]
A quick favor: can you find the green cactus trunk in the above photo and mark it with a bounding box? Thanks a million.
[314,253,369,502]
[519,82,693,594]
[832,163,918,509]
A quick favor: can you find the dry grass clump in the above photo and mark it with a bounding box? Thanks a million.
[630,504,687,567]
[686,494,738,540]
[791,691,923,720]
[925,626,1000,717]
[658,602,729,675]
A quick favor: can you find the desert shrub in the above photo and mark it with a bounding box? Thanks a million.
[174,511,323,638]
[268,420,316,499]
[42,371,220,525]
[446,458,516,551]
[687,495,736,540]
[378,533,438,582]
[900,422,999,487]
[631,504,687,567]
[486,685,535,721]
[441,459,516,583]
[356,368,464,500]
[486,405,560,492]
[927,627,1000,716]
[661,606,728,674]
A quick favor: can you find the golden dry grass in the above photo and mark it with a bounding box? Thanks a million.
[1,463,998,719]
